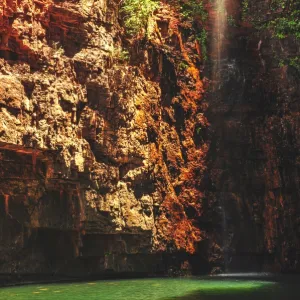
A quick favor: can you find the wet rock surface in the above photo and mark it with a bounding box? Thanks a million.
[204,0,300,273]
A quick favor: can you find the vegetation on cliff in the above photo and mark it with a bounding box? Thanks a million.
[179,0,208,20]
[242,0,299,71]
[121,0,159,35]
[242,0,299,39]
[120,0,209,254]
[121,0,208,47]
[268,1,300,39]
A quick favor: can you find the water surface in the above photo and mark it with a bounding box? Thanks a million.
[0,277,299,299]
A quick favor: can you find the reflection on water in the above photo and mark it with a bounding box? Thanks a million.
[0,277,299,299]
[214,272,272,278]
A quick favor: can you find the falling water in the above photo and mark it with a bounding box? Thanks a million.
[212,0,229,271]
[212,0,227,85]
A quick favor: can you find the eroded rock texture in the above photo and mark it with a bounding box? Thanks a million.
[0,0,209,278]
[0,0,299,280]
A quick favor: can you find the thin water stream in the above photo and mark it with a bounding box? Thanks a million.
[212,0,227,84]
[212,0,230,271]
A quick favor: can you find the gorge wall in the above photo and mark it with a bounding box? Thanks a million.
[0,0,299,281]
[0,0,208,279]
[204,0,300,273]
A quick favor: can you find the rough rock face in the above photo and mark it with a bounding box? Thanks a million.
[0,0,209,278]
[0,0,299,279]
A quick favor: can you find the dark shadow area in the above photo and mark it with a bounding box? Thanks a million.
[202,2,300,272]
[44,5,88,58]
[0,49,18,61]
[162,291,255,300]
[162,285,300,300]
[160,55,180,108]
[161,276,300,300]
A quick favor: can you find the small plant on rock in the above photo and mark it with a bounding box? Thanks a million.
[178,61,189,71]
[52,42,65,57]
[107,45,130,63]
[179,0,207,20]
[120,0,159,36]
[227,15,237,27]
[268,11,300,39]
[196,29,208,61]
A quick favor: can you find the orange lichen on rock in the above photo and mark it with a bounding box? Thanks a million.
[161,194,202,253]
[144,2,209,254]
[168,16,204,112]
[0,0,52,51]
[0,0,213,272]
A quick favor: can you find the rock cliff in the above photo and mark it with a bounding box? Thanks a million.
[0,0,208,278]
[204,0,300,273]
[0,0,299,280]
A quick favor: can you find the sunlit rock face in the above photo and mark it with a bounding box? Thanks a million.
[204,0,300,273]
[0,0,209,277]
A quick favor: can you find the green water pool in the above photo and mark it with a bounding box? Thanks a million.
[0,277,298,299]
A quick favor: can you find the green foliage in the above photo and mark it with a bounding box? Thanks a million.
[227,15,237,27]
[178,61,189,71]
[179,0,208,21]
[242,0,299,40]
[178,1,208,62]
[278,59,285,68]
[268,11,300,39]
[279,57,300,71]
[241,0,249,20]
[270,0,288,11]
[289,57,300,70]
[52,41,64,57]
[196,127,202,135]
[121,0,159,36]
[118,50,130,61]
[196,29,208,61]
[107,45,130,63]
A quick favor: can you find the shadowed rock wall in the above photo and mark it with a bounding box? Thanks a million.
[203,0,300,273]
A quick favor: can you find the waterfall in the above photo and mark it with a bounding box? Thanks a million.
[212,0,229,272]
[212,0,227,85]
